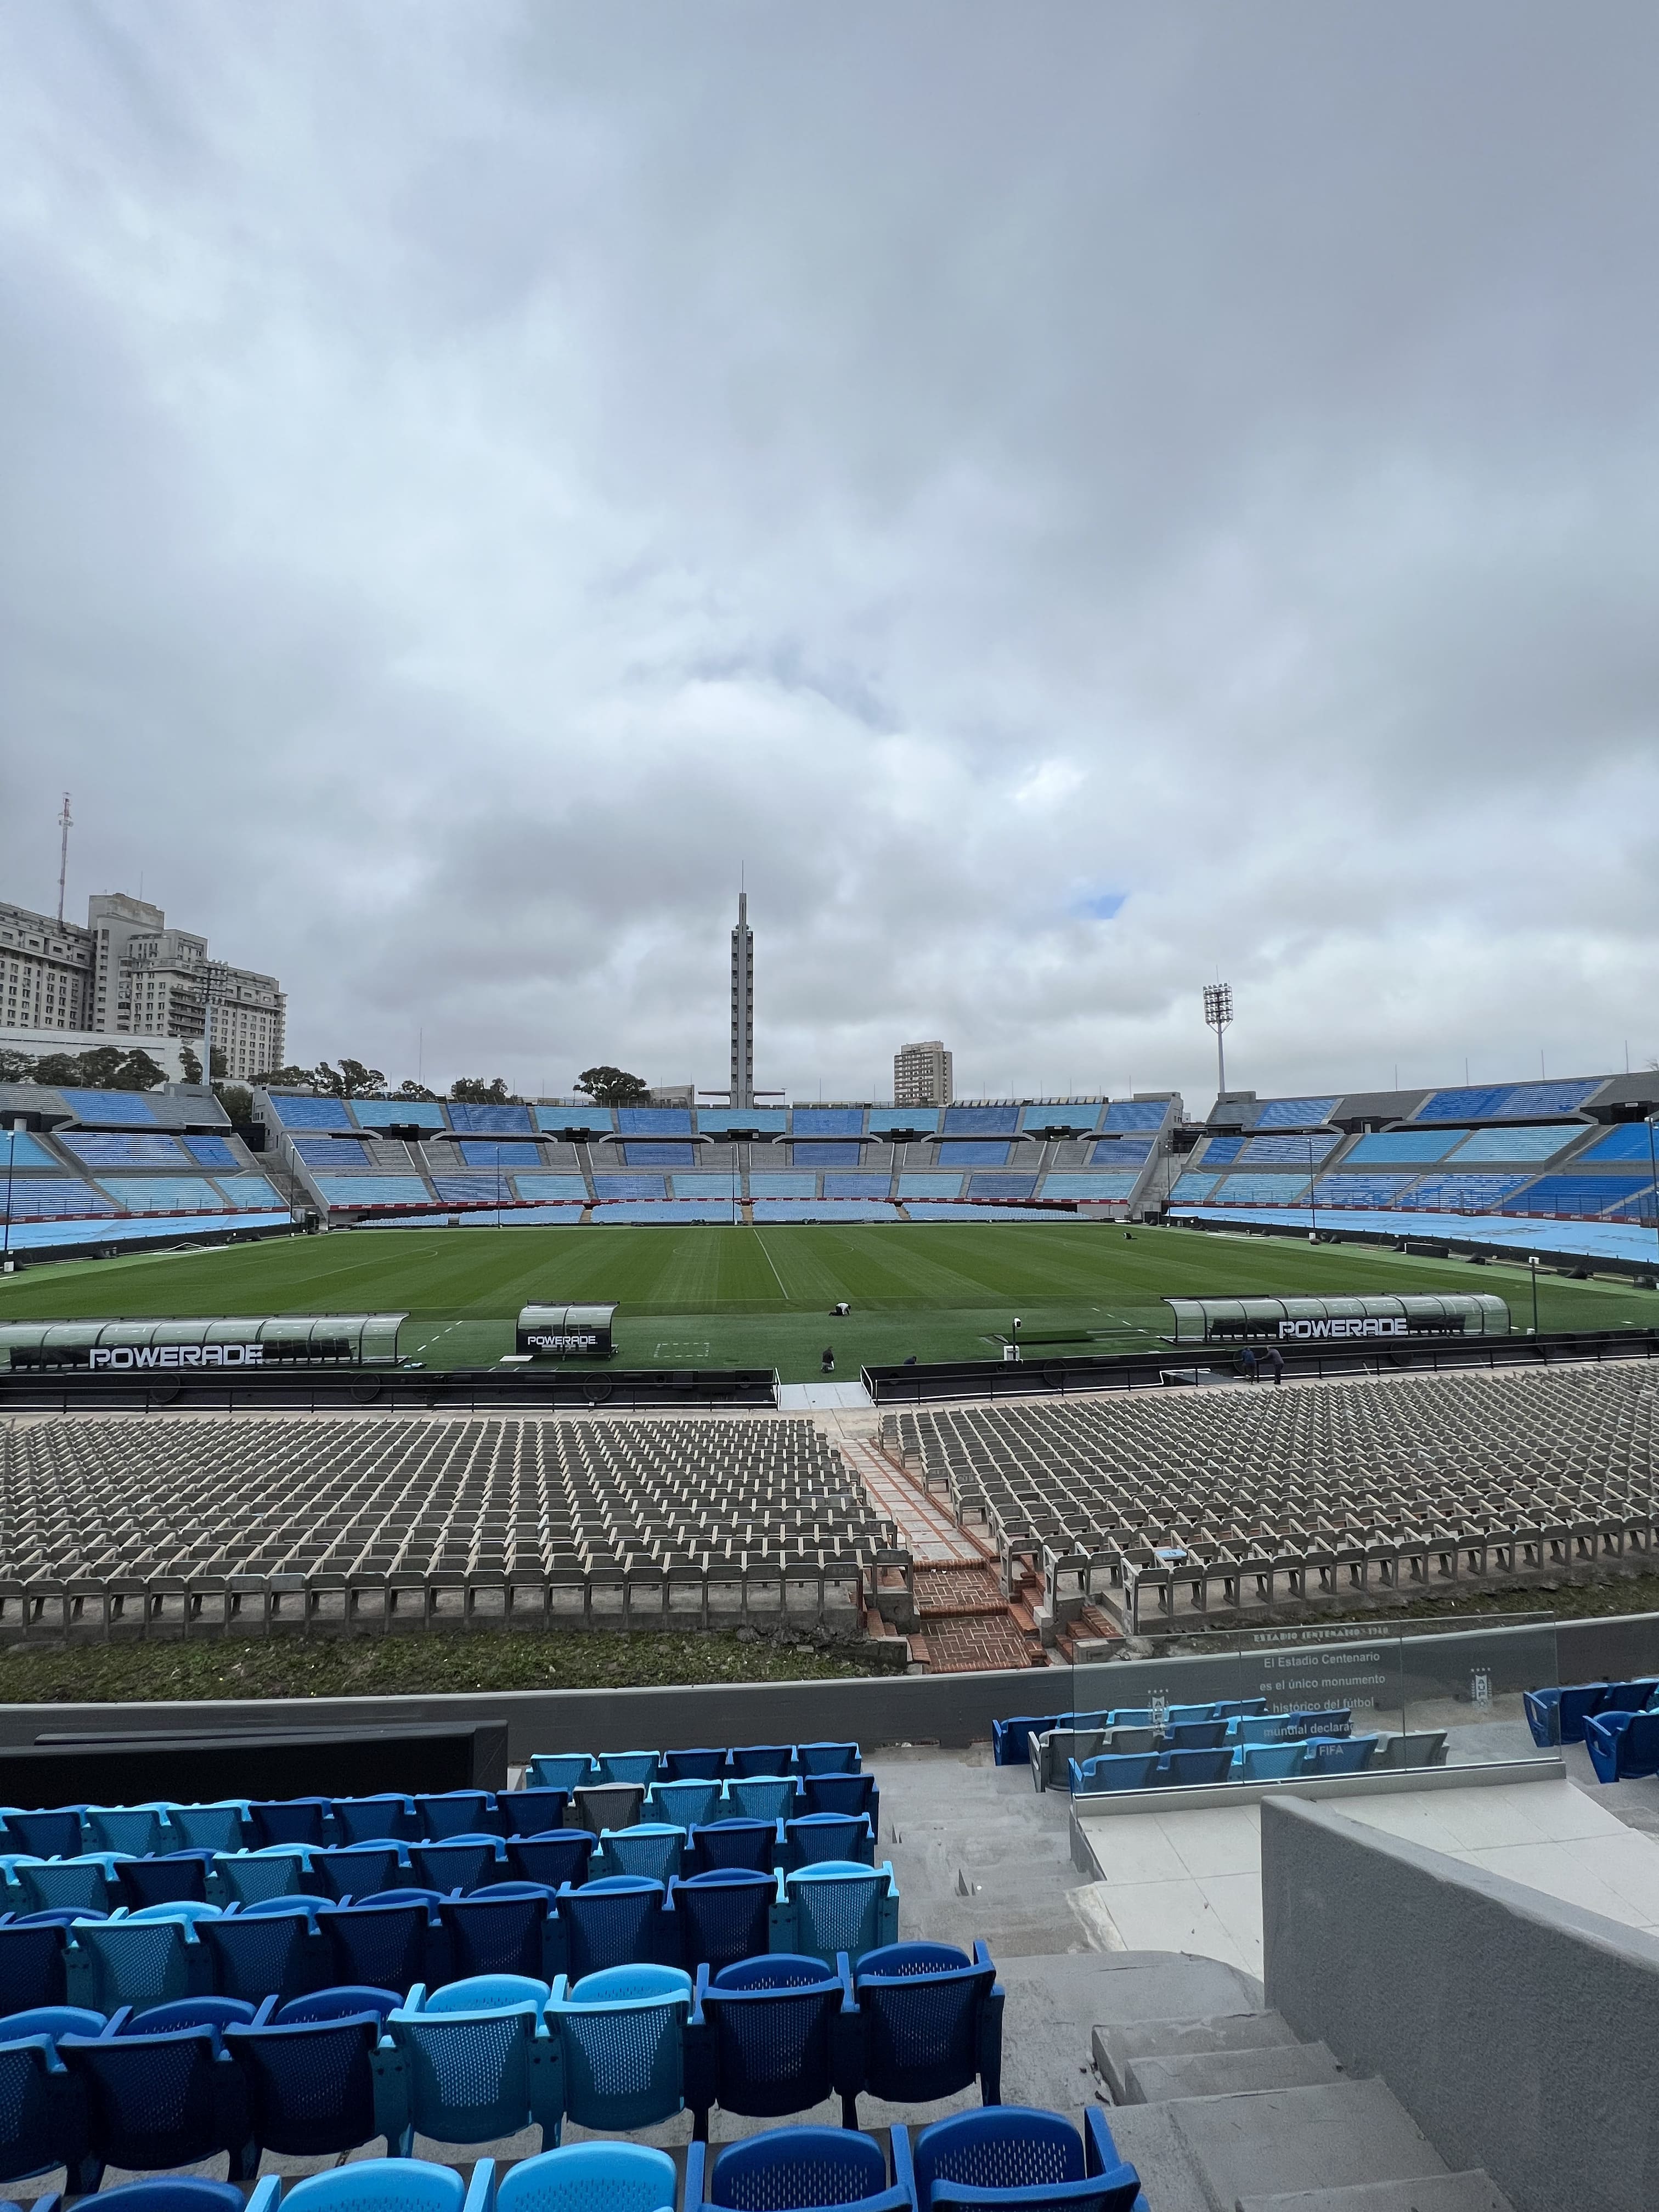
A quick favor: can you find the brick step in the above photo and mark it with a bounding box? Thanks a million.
[917,1599,1010,1621]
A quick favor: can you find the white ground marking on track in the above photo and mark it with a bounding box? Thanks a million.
[750,1231,791,1301]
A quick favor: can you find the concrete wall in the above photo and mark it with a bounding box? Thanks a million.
[3,1610,1656,1760]
[1261,1795,1659,2212]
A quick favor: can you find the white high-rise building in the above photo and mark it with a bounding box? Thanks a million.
[894,1040,953,1107]
[0,891,285,1082]
[730,892,754,1109]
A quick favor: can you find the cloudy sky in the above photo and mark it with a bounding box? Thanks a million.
[3,4,1656,1108]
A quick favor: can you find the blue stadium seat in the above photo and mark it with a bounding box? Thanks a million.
[114,1853,212,1912]
[689,2125,909,2212]
[441,1888,560,1984]
[410,1837,507,1893]
[508,1832,597,1891]
[225,2009,392,2160]
[778,1863,899,1968]
[496,1789,570,1838]
[594,1751,662,1788]
[250,1799,332,1849]
[726,1777,800,1823]
[1070,1754,1159,1795]
[669,1871,777,1976]
[649,1780,723,1830]
[379,1982,556,2152]
[555,1877,670,1979]
[0,1809,84,1859]
[687,1820,781,1876]
[544,1964,692,2140]
[64,1914,203,2017]
[485,2142,680,2212]
[311,1843,409,1901]
[783,1813,874,1868]
[687,1953,858,2140]
[199,1905,316,2005]
[851,1941,1003,2124]
[59,2022,260,2187]
[0,1921,70,2010]
[247,2156,475,2212]
[1160,1748,1234,1786]
[527,1755,594,1793]
[1587,1708,1659,1784]
[0,2032,98,2197]
[318,1899,438,1992]
[729,1744,797,1779]
[901,2105,1144,2212]
[662,1748,728,1782]
[333,1797,418,1846]
[797,1742,860,1777]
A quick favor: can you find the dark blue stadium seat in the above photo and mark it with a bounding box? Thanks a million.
[507,1832,596,1889]
[495,1789,569,1837]
[803,1773,880,1833]
[333,1798,418,1846]
[728,1745,795,1779]
[59,2024,259,2186]
[689,1819,781,1875]
[312,1844,408,1901]
[556,1877,669,1980]
[689,2124,909,2212]
[851,1941,1002,2125]
[114,1853,212,1912]
[318,1900,437,1993]
[670,1871,777,1976]
[249,1800,332,1848]
[1160,1748,1234,1786]
[991,1717,1064,1766]
[441,1889,558,1983]
[901,2104,1144,2212]
[0,1920,70,2011]
[1587,1708,1659,1784]
[225,2010,390,2159]
[687,1954,858,2141]
[199,1906,316,2005]
[662,1749,728,1782]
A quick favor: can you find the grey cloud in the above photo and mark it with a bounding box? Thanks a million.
[2,1,1658,1104]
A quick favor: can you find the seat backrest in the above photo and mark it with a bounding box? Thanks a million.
[669,1871,775,1974]
[1304,1734,1379,1774]
[594,1752,661,1789]
[122,1998,255,2034]
[423,1975,550,2013]
[415,1792,500,1841]
[571,1784,644,1837]
[648,1780,721,1830]
[312,1845,408,1902]
[496,1789,571,1839]
[0,1919,69,2010]
[787,1864,890,1966]
[0,2004,106,2042]
[557,1878,666,1981]
[661,1749,726,1782]
[116,1854,210,1912]
[697,1971,843,2120]
[85,1809,167,1857]
[527,1756,594,1793]
[441,1892,551,1983]
[991,1717,1061,1765]
[709,2124,888,2209]
[1100,1727,1158,1756]
[547,1974,689,2130]
[167,1804,248,1855]
[689,1820,778,1877]
[725,1778,798,1824]
[214,1852,306,1908]
[279,2154,467,2212]
[912,2105,1082,2206]
[496,2142,679,2212]
[332,1798,416,1847]
[276,1986,400,2025]
[410,1839,504,1894]
[59,2024,233,2173]
[785,1813,872,1868]
[77,2177,247,2212]
[507,1832,595,1890]
[319,1901,431,1993]
[386,2004,537,2142]
[69,1917,193,2015]
[249,1801,331,1848]
[727,1746,794,1780]
[1286,1709,1351,1739]
[802,1774,877,1821]
[1163,1722,1228,1750]
[1163,1748,1234,1786]
[601,1825,685,1884]
[795,1743,860,1778]
[1076,1754,1158,1793]
[199,1909,311,2004]
[856,1952,995,2102]
[0,2037,78,2188]
[2,1809,84,1858]
[1239,1743,1306,1780]
[1163,1706,1217,1728]
[225,2013,380,2156]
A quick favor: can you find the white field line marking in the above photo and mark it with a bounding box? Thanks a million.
[751,1230,791,1301]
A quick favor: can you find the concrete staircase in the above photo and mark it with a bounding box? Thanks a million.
[1094,1995,1516,2212]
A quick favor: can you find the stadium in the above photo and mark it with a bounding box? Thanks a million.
[3,12,1658,2208]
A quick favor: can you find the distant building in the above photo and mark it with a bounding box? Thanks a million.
[0,891,285,1083]
[894,1039,953,1107]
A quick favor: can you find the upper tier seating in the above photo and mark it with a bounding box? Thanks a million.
[448,1105,535,1137]
[294,1138,371,1168]
[269,1096,355,1130]
[1252,1097,1337,1128]
[1239,1131,1339,1164]
[1414,1078,1603,1121]
[1,1178,116,1219]
[1342,1130,1464,1165]
[1452,1125,1577,1163]
[60,1133,192,1169]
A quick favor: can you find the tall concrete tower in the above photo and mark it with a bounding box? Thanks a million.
[730,892,754,1108]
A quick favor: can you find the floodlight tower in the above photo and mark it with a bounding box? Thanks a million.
[1203,982,1234,1106]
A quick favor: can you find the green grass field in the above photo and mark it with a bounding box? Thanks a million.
[0,1221,1652,1378]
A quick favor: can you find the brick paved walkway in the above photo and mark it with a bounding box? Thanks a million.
[916,1611,1045,1673]
[837,1435,988,1565]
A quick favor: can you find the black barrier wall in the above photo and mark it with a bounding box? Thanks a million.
[0,1611,1651,1759]
[0,1722,507,1806]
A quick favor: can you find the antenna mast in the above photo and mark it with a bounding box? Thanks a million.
[55,793,73,925]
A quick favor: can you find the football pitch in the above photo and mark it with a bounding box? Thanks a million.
[0,1221,1651,1379]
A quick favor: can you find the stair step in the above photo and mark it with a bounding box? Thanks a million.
[1235,2174,1515,2212]
[1126,2041,1348,2104]
[1094,2010,1301,2102]
[1165,2079,1449,2211]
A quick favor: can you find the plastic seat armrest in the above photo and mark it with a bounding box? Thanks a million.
[978,1982,1005,2104]
[890,2123,917,2209]
[246,2179,282,2212]
[463,2156,496,2212]
[684,2141,708,2210]
[369,2036,413,2157]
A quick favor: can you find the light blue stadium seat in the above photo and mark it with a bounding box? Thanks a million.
[776,1861,899,1967]
[543,1966,692,2140]
[483,2143,680,2212]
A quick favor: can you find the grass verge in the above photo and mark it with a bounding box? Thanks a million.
[0,1629,901,1705]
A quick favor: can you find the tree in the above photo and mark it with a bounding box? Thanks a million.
[20,1046,164,1092]
[252,1064,319,1091]
[215,1081,254,1127]
[450,1075,523,1105]
[574,1065,650,1106]
[0,1049,34,1084]
[393,1078,438,1100]
[178,1044,228,1086]
[315,1058,386,1099]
